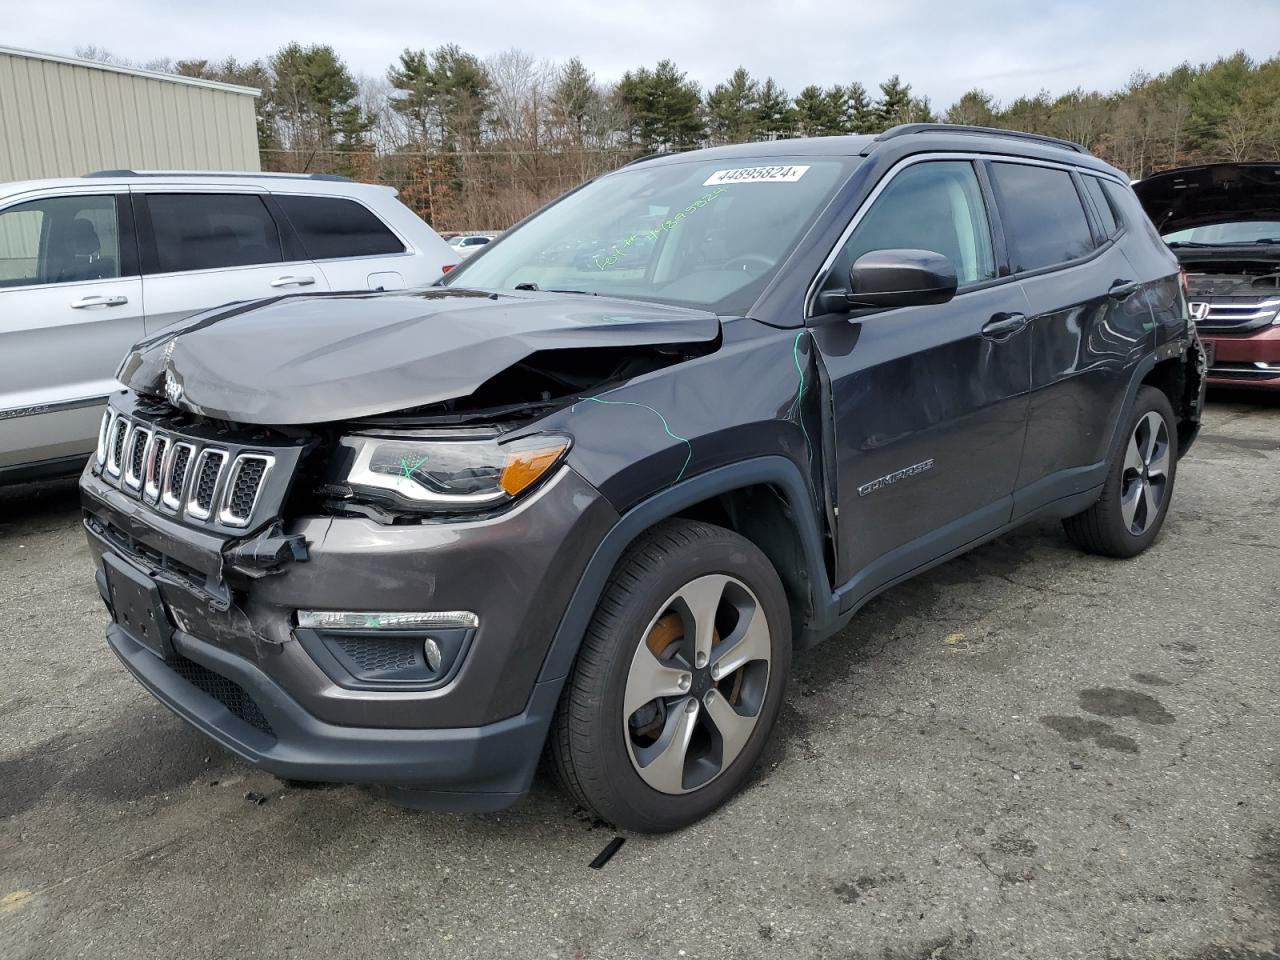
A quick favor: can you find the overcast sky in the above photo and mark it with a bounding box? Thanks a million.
[8,0,1280,107]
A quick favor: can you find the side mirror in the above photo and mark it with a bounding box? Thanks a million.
[844,249,958,310]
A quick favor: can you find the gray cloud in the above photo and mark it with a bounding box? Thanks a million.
[7,0,1279,107]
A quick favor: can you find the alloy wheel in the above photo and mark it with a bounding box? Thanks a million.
[1120,410,1171,535]
[622,574,772,795]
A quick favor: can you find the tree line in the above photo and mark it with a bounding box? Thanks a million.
[79,45,1280,229]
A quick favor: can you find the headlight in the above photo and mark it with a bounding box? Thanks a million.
[336,432,571,514]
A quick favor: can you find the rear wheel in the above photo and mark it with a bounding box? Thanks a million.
[552,519,791,833]
[1064,385,1177,558]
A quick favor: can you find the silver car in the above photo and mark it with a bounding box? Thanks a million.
[0,170,460,483]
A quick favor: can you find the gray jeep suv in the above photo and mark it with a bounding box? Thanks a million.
[80,125,1206,832]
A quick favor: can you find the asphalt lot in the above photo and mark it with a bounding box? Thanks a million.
[1,393,1278,960]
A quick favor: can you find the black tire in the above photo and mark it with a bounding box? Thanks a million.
[1063,385,1178,558]
[551,519,791,833]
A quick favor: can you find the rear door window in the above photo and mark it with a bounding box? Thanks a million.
[274,195,406,260]
[0,195,122,287]
[1082,176,1120,237]
[144,193,284,273]
[989,162,1094,272]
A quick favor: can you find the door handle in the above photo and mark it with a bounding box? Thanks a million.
[270,275,316,288]
[981,312,1028,340]
[70,295,128,309]
[1108,279,1141,300]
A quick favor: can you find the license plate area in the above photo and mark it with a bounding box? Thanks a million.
[103,553,175,659]
[1202,339,1216,367]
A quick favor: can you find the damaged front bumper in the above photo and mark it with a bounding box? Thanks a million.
[80,461,619,811]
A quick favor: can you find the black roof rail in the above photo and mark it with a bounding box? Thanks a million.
[81,169,354,182]
[623,151,676,167]
[865,124,1088,155]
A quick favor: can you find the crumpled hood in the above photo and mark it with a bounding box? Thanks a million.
[1133,162,1280,234]
[117,288,721,424]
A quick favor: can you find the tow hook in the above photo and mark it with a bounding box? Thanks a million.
[224,523,309,577]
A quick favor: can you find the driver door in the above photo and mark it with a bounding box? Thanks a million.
[808,159,1032,602]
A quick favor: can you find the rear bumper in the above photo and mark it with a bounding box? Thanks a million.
[107,620,560,811]
[1201,327,1280,389]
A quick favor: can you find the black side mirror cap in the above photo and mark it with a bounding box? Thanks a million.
[846,248,959,310]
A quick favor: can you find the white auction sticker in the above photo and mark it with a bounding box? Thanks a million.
[703,165,810,186]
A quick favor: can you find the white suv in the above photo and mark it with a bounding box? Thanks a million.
[0,171,460,483]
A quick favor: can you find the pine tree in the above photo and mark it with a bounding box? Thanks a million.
[707,67,761,144]
[754,77,794,139]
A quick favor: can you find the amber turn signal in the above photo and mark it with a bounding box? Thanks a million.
[499,437,571,496]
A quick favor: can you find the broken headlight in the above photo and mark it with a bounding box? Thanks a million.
[335,433,571,514]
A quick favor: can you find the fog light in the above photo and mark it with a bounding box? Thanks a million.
[423,638,443,671]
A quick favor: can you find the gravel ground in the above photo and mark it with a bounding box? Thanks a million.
[1,393,1278,960]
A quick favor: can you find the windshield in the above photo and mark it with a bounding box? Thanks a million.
[444,157,855,314]
[1164,220,1280,244]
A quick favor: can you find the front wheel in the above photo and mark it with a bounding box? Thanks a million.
[551,519,791,833]
[1064,385,1178,558]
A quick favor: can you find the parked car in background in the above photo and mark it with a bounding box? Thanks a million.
[1134,163,1280,391]
[0,171,460,483]
[81,126,1204,832]
[449,233,496,257]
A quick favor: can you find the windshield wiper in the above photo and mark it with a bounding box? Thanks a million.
[1166,241,1215,248]
[512,282,599,296]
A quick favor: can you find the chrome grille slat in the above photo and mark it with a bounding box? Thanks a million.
[162,442,195,511]
[144,434,169,503]
[218,454,274,527]
[123,426,151,491]
[106,417,130,478]
[95,410,115,467]
[186,449,228,520]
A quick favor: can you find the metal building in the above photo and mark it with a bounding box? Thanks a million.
[0,46,260,182]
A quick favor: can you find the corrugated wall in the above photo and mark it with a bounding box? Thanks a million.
[0,52,260,182]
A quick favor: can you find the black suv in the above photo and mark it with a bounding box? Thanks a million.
[81,125,1206,832]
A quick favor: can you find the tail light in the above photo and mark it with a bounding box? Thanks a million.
[442,264,456,273]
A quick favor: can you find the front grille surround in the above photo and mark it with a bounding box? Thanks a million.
[91,398,307,534]
[187,448,228,520]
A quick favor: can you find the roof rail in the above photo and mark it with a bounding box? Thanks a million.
[82,169,354,182]
[866,124,1088,155]
[623,152,676,167]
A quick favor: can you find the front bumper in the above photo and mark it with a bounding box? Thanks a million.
[106,622,560,810]
[1201,326,1280,389]
[81,462,620,807]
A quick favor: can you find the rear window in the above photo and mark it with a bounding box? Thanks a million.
[1082,176,1119,237]
[146,193,283,273]
[990,162,1094,272]
[274,195,405,260]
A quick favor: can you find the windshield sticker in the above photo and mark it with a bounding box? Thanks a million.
[703,165,809,186]
[593,187,727,270]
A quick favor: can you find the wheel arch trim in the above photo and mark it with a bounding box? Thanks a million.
[535,456,834,684]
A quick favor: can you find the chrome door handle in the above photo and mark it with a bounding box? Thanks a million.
[981,312,1028,340]
[270,275,316,288]
[70,295,128,309]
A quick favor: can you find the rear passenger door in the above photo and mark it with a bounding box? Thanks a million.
[0,191,143,472]
[270,194,411,291]
[134,189,331,333]
[985,161,1153,517]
